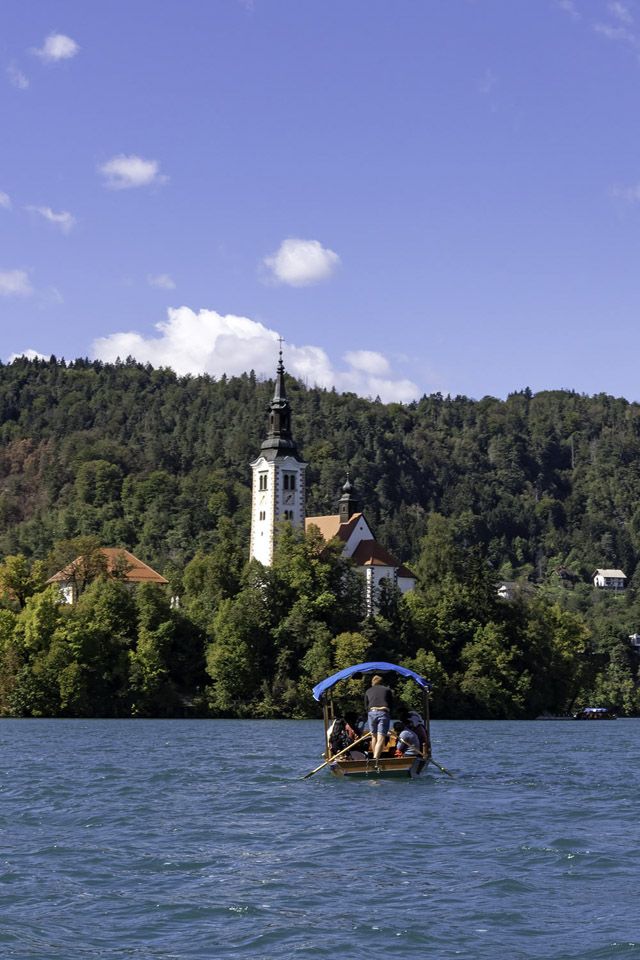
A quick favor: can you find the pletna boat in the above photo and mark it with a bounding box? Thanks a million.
[574,706,617,720]
[311,661,434,778]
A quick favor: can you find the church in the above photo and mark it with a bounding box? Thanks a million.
[249,352,416,608]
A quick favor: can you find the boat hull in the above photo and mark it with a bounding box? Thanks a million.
[329,756,426,778]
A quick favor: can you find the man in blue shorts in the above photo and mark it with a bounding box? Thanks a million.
[364,674,393,760]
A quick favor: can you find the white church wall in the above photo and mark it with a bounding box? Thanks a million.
[397,576,416,595]
[249,454,307,566]
[343,518,374,557]
[249,457,276,565]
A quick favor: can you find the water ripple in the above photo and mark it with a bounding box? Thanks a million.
[1,718,640,959]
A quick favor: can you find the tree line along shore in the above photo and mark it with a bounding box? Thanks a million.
[0,356,639,718]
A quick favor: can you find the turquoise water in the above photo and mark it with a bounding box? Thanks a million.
[1,719,639,960]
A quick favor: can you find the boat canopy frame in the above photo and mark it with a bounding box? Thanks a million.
[314,660,433,773]
[312,661,432,702]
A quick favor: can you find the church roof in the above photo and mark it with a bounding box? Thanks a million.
[351,539,415,579]
[305,514,415,579]
[47,548,169,585]
[305,512,363,543]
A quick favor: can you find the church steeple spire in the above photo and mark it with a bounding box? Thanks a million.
[249,340,308,565]
[260,341,303,462]
[272,338,287,403]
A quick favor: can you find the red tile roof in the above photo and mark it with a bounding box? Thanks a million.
[47,548,168,585]
[305,512,363,543]
[351,540,415,579]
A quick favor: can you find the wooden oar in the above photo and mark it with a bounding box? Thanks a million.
[429,757,455,779]
[300,732,371,779]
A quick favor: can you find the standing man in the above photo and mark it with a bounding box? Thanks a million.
[364,674,393,761]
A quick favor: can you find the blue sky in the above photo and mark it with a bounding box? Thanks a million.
[3,0,640,402]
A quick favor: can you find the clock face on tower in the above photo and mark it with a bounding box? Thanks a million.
[283,492,294,505]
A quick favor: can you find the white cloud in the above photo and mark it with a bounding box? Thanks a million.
[343,350,391,377]
[263,237,340,287]
[92,306,419,403]
[98,155,168,190]
[26,205,76,234]
[610,181,640,202]
[594,22,636,41]
[478,68,497,95]
[32,33,79,63]
[609,2,633,24]
[0,192,11,210]
[0,269,33,297]
[44,286,63,305]
[557,0,581,20]
[6,349,48,364]
[147,273,176,290]
[6,64,29,89]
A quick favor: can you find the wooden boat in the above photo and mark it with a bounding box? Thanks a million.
[574,706,617,720]
[537,707,617,721]
[311,661,433,779]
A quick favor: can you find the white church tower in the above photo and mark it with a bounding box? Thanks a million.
[249,349,308,565]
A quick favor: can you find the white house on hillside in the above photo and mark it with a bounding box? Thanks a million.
[497,580,536,601]
[593,569,627,591]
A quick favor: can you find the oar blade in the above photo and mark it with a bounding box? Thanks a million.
[429,757,455,779]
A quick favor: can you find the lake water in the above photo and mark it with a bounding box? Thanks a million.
[1,718,639,960]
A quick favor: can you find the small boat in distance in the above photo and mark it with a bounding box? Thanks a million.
[574,706,617,720]
[311,661,433,779]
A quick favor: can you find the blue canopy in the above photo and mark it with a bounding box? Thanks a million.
[312,661,432,701]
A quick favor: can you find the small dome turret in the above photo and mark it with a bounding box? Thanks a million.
[338,474,359,523]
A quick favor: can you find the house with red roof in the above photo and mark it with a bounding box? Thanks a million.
[47,548,168,604]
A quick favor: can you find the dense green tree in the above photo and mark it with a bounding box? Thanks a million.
[205,591,267,714]
[181,518,245,632]
[0,554,46,608]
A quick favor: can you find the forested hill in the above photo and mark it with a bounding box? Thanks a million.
[1,355,640,588]
[2,356,640,719]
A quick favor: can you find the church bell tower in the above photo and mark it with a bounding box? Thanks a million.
[338,475,359,523]
[249,347,308,565]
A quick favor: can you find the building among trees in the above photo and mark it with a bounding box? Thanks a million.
[593,569,627,592]
[249,352,416,606]
[249,348,308,565]
[47,547,168,604]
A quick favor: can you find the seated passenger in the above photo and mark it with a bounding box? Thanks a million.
[398,708,428,749]
[344,712,364,741]
[392,721,421,758]
[328,717,352,754]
